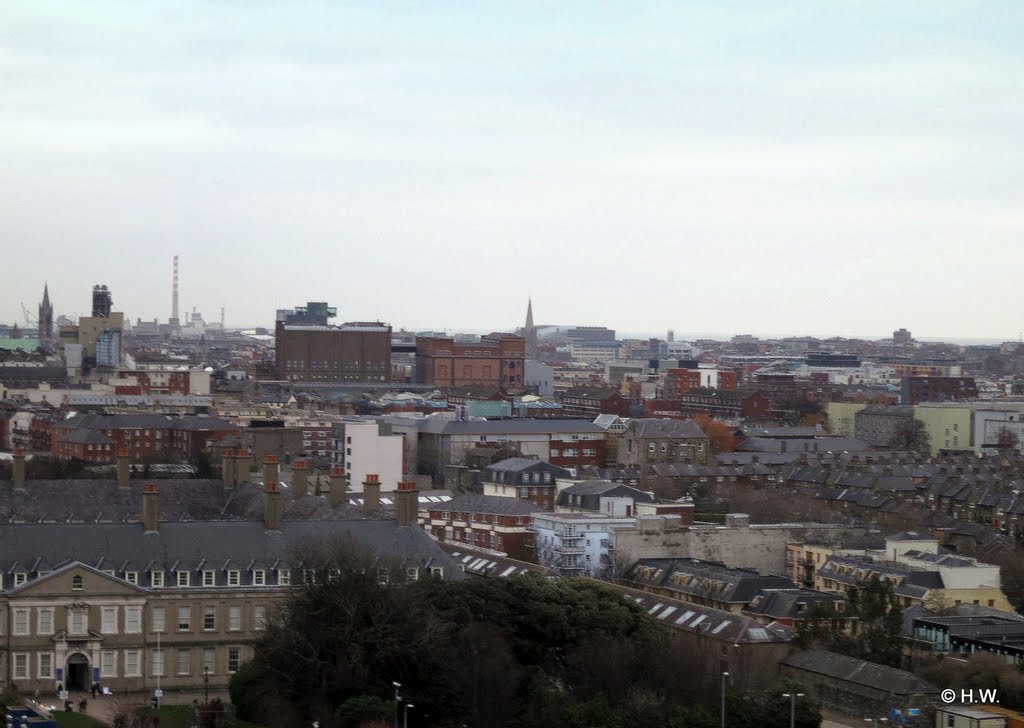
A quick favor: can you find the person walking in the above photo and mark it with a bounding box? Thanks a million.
[79,697,88,713]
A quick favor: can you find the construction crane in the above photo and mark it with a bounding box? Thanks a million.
[20,303,37,325]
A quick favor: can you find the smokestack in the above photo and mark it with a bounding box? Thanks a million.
[117,448,131,488]
[292,460,308,496]
[263,455,278,486]
[363,474,381,514]
[142,483,159,532]
[13,448,26,490]
[264,480,282,530]
[396,481,419,528]
[170,255,180,328]
[329,467,348,506]
[235,449,251,484]
[221,448,236,487]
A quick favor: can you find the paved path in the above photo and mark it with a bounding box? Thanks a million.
[33,689,232,724]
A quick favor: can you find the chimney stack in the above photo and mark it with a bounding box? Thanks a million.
[292,460,308,496]
[363,474,381,513]
[396,481,420,527]
[264,480,282,530]
[142,483,159,532]
[263,455,278,486]
[12,448,26,490]
[329,467,348,506]
[222,448,236,488]
[235,449,251,484]
[117,446,132,487]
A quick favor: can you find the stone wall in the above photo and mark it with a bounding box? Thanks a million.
[614,515,867,575]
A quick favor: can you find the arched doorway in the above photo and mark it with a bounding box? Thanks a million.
[66,653,89,691]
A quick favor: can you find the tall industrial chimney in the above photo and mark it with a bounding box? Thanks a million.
[169,256,180,328]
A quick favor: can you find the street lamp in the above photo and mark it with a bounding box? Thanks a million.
[404,703,414,728]
[203,666,210,708]
[782,693,804,728]
[721,672,729,728]
[392,682,402,728]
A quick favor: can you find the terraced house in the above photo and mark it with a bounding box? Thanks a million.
[0,465,461,694]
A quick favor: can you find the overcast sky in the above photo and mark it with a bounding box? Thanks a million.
[4,1,1022,341]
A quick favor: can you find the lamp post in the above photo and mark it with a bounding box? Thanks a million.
[203,666,210,708]
[392,682,401,728]
[721,671,729,728]
[782,693,804,728]
[404,703,414,728]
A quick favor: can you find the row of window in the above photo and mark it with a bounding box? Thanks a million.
[19,569,292,591]
[438,512,526,526]
[9,605,267,636]
[11,647,244,680]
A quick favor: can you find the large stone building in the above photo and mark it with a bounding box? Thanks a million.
[414,334,525,389]
[0,469,460,694]
[275,317,392,384]
[617,418,710,466]
[49,413,239,463]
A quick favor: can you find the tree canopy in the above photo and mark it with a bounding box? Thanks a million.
[231,538,822,728]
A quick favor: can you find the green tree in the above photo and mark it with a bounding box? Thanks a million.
[891,418,931,454]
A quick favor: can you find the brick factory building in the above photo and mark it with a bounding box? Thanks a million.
[275,320,392,383]
[415,334,525,389]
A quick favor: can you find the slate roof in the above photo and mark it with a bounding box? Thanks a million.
[627,418,707,439]
[484,458,570,477]
[439,544,553,578]
[60,429,115,445]
[0,479,376,524]
[436,494,540,516]
[626,558,794,605]
[557,481,655,510]
[417,418,603,435]
[614,584,795,643]
[782,649,939,695]
[0,519,459,583]
[745,589,847,620]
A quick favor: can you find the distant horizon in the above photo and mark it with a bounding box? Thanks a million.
[218,321,1016,348]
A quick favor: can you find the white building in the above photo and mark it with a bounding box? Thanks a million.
[331,419,405,493]
[972,402,1024,454]
[530,512,635,578]
[523,360,554,396]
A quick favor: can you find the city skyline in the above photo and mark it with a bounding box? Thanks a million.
[4,2,1022,338]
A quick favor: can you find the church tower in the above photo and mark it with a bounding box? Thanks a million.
[524,299,537,359]
[37,283,54,343]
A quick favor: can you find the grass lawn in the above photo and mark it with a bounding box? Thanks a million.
[143,705,263,728]
[54,713,109,728]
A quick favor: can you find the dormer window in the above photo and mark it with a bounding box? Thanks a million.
[203,571,216,587]
[72,575,84,591]
[253,570,265,586]
[14,572,27,587]
[177,571,190,587]
[277,569,290,586]
[125,572,138,585]
[227,570,240,586]
[152,572,165,588]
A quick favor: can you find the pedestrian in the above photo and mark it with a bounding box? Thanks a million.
[91,682,98,698]
[80,697,87,713]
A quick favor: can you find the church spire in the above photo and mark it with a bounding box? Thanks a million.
[42,282,50,307]
[524,299,537,360]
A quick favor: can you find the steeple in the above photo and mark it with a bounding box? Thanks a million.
[38,283,54,343]
[524,299,537,360]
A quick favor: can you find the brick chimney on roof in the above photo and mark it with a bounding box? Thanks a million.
[292,460,308,497]
[142,482,159,532]
[396,481,419,528]
[12,448,26,491]
[363,474,380,514]
[264,480,282,530]
[222,448,236,488]
[117,448,131,489]
[263,455,278,486]
[329,467,348,507]
[235,449,251,484]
